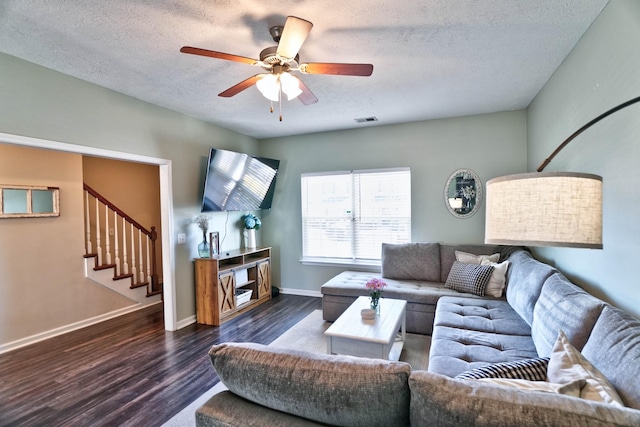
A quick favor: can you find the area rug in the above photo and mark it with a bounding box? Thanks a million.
[162,310,431,426]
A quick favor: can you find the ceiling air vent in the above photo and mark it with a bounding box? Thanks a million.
[354,116,378,124]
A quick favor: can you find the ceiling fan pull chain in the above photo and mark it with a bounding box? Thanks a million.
[279,82,283,121]
[270,101,274,113]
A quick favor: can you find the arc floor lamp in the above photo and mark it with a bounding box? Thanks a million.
[485,96,640,249]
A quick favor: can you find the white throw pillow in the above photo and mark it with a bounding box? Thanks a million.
[480,259,510,297]
[547,330,624,407]
[455,251,500,265]
[476,377,584,397]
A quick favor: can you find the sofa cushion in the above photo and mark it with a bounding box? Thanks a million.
[547,331,624,407]
[581,305,640,410]
[505,250,556,325]
[208,342,411,427]
[455,357,549,381]
[409,371,640,427]
[428,325,538,377]
[445,261,494,295]
[531,273,605,357]
[381,242,440,281]
[434,297,531,336]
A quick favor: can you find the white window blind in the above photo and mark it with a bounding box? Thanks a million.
[301,168,411,262]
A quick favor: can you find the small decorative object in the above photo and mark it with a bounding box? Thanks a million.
[195,215,210,258]
[365,277,387,314]
[242,213,261,249]
[361,308,376,320]
[209,231,220,256]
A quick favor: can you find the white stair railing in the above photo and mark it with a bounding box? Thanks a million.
[83,184,159,295]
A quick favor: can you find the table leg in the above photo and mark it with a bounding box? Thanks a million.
[327,336,333,355]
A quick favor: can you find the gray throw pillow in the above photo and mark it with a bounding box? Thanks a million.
[209,342,411,427]
[445,261,494,296]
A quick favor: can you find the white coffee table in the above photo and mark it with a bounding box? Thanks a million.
[325,296,407,360]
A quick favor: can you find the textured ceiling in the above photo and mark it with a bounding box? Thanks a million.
[0,1,608,139]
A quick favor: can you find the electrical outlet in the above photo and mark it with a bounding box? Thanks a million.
[177,233,186,244]
[109,228,115,236]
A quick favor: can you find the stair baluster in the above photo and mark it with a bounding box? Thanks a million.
[95,198,102,265]
[130,223,137,285]
[114,210,120,276]
[85,192,92,253]
[122,215,129,275]
[104,204,112,265]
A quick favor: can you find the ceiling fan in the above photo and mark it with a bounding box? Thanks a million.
[180,16,374,120]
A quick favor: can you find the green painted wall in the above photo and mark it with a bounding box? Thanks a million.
[527,0,640,319]
[259,112,527,292]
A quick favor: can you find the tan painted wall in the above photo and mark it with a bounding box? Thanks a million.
[0,144,135,344]
[82,156,163,283]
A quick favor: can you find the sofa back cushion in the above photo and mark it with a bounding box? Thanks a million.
[506,250,556,325]
[382,242,440,281]
[582,305,640,410]
[531,273,605,357]
[209,342,411,427]
[439,244,503,282]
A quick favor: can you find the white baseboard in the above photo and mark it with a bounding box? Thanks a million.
[176,315,197,330]
[279,287,322,298]
[0,302,161,355]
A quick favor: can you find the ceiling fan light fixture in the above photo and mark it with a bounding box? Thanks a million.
[280,72,302,100]
[256,74,280,102]
[256,72,302,102]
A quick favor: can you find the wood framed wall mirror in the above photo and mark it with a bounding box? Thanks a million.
[444,169,482,218]
[0,185,60,218]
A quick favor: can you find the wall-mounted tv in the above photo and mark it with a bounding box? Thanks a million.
[201,148,280,212]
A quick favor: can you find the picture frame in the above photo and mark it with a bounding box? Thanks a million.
[209,231,220,257]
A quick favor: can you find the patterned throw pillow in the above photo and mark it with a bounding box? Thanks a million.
[455,357,550,381]
[444,261,494,296]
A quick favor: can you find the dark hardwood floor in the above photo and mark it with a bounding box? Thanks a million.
[0,294,322,426]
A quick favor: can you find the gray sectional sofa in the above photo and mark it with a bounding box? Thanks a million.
[196,243,640,426]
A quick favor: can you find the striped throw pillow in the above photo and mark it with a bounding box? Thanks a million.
[455,357,550,381]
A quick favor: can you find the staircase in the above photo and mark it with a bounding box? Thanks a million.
[83,183,162,305]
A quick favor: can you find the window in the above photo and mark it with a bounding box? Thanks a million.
[301,168,411,265]
[0,184,60,218]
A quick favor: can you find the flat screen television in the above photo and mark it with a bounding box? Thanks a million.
[201,148,280,212]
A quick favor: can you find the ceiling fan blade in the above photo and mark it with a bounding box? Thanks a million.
[218,74,263,97]
[180,46,258,65]
[276,16,313,60]
[295,77,318,105]
[301,62,373,76]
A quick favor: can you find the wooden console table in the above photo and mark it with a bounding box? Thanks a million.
[194,247,272,326]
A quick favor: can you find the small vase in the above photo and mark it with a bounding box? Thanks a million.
[245,228,256,249]
[370,296,380,315]
[197,233,210,258]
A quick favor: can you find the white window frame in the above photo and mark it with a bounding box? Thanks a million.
[300,167,411,269]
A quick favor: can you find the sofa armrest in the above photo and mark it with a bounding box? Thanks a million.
[409,371,640,427]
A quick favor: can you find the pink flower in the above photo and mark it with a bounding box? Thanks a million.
[365,278,387,291]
